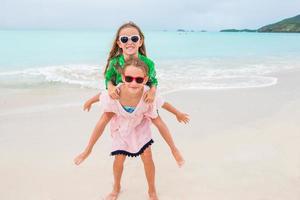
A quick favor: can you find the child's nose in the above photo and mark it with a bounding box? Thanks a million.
[129,79,139,86]
[127,39,134,45]
[130,80,138,85]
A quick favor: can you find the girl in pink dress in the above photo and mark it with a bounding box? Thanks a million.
[75,58,174,200]
[103,69,164,158]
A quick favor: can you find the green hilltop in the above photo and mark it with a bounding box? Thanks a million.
[258,14,300,33]
[220,14,300,33]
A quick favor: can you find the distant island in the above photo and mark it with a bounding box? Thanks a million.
[220,14,300,33]
[176,29,207,32]
[220,29,257,32]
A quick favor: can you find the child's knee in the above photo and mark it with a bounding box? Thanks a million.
[151,116,163,126]
[102,112,114,121]
[141,148,154,164]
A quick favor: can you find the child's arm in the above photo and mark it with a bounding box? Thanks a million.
[162,102,190,124]
[143,59,158,103]
[105,60,120,100]
[107,81,120,99]
[74,112,114,165]
[144,85,156,104]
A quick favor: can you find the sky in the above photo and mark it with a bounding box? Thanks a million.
[0,0,299,31]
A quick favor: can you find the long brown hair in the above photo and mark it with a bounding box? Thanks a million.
[103,22,147,75]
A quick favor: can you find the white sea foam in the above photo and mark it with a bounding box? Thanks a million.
[0,64,104,89]
[0,58,298,92]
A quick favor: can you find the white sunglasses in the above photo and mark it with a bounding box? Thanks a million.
[119,35,140,43]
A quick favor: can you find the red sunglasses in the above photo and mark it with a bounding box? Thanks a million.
[124,76,145,84]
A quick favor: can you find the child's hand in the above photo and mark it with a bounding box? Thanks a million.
[74,150,91,165]
[108,85,120,100]
[143,89,156,103]
[83,99,93,112]
[176,112,190,124]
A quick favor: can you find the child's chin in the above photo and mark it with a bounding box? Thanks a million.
[128,87,141,93]
[124,49,138,55]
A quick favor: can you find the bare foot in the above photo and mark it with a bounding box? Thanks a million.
[171,148,185,167]
[104,186,120,200]
[73,150,91,165]
[148,192,159,200]
[104,191,119,200]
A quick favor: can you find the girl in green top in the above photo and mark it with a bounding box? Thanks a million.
[75,22,189,200]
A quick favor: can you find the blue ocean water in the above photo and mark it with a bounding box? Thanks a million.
[1,30,300,92]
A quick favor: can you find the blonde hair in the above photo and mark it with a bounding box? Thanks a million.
[104,22,147,75]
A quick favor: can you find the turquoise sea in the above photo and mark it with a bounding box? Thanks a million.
[1,30,300,92]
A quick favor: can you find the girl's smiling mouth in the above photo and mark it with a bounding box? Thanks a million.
[126,45,135,49]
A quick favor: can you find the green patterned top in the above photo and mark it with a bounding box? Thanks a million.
[105,53,158,89]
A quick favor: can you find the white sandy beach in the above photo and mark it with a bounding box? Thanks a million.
[1,69,300,200]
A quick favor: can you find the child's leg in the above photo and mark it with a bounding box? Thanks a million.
[151,116,185,167]
[83,92,101,112]
[140,147,158,200]
[105,155,126,200]
[74,112,114,165]
[152,116,176,149]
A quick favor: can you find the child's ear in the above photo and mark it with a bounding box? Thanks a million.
[143,76,149,84]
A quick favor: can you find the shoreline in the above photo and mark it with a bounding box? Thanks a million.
[0,68,295,117]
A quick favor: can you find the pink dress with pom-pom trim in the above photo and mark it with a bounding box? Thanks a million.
[100,85,164,157]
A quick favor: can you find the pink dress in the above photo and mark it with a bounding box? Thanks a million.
[100,85,164,157]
